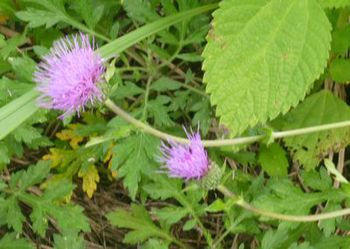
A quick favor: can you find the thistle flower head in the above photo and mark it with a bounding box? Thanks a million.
[34,33,105,118]
[159,129,209,180]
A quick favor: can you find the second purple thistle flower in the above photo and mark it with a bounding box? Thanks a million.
[34,33,105,118]
[160,130,210,180]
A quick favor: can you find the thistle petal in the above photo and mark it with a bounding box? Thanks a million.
[34,33,105,118]
[159,130,209,180]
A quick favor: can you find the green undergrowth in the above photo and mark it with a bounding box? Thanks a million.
[1,0,350,248]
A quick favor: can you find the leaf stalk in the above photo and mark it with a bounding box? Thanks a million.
[104,98,350,147]
[217,185,350,222]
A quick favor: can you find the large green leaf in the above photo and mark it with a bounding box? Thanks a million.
[281,90,350,169]
[203,0,331,136]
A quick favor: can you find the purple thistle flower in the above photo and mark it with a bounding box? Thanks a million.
[159,130,210,180]
[34,33,105,118]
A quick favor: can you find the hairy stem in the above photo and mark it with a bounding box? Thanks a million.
[217,185,350,222]
[104,98,350,147]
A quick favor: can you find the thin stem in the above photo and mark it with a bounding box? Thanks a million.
[178,82,207,97]
[191,212,213,247]
[104,98,350,147]
[217,185,350,222]
[335,149,345,188]
[176,194,214,247]
[214,216,245,247]
[142,77,153,121]
[118,67,148,72]
[125,49,147,68]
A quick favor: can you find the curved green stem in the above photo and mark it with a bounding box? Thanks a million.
[104,98,350,147]
[217,185,350,222]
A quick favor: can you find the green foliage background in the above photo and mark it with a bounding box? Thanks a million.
[1,0,350,248]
